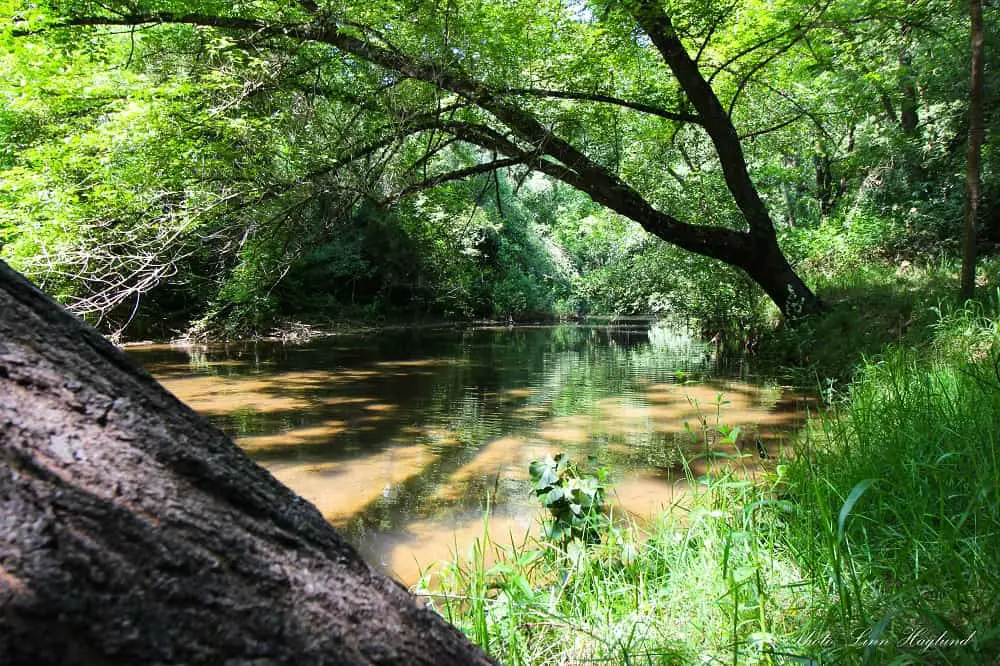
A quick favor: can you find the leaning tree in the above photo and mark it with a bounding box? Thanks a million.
[0,259,495,664]
[13,0,829,318]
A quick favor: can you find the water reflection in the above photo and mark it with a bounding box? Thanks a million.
[127,322,811,585]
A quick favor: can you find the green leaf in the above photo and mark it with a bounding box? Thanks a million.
[838,479,875,544]
[543,486,564,505]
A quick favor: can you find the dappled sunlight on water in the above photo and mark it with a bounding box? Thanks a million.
[536,414,592,443]
[373,511,541,587]
[159,374,313,414]
[238,420,349,451]
[432,436,548,502]
[611,471,689,519]
[129,322,812,586]
[266,443,437,523]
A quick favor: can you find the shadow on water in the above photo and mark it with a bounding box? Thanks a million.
[127,321,814,585]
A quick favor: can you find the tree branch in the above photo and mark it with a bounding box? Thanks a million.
[31,9,756,266]
[393,154,536,199]
[695,0,740,64]
[628,0,776,241]
[725,0,833,118]
[498,88,701,124]
[18,13,274,34]
[739,111,808,140]
[704,0,828,85]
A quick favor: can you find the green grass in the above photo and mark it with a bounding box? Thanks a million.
[756,255,1000,384]
[422,476,807,665]
[420,298,1000,664]
[757,261,952,383]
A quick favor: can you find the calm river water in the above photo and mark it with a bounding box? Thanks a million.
[127,321,810,585]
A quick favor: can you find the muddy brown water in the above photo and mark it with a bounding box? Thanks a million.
[126,322,811,586]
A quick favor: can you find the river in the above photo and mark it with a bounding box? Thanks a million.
[126,321,810,585]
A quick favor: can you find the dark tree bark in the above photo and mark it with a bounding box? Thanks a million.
[814,150,834,216]
[898,25,920,137]
[899,79,919,137]
[961,0,985,299]
[0,260,495,666]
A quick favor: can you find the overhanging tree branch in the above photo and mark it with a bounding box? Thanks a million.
[498,88,702,124]
[23,4,824,316]
[28,12,722,250]
[20,13,275,33]
[392,153,537,199]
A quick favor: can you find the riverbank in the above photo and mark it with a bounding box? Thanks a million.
[118,314,615,347]
[424,293,1000,664]
[119,318,471,346]
[756,257,1000,383]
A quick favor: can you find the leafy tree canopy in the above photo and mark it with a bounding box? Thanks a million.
[1,0,995,335]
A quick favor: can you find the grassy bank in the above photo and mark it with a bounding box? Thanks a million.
[419,298,1000,664]
[756,255,1000,383]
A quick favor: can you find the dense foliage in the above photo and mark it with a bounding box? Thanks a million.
[2,0,996,337]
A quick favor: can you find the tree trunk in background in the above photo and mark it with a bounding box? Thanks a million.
[0,260,495,666]
[814,149,834,216]
[898,25,920,137]
[961,0,984,300]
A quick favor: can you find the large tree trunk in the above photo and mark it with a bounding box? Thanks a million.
[898,25,920,137]
[0,260,494,666]
[740,235,820,319]
[627,0,825,318]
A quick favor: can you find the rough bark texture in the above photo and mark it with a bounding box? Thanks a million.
[0,260,495,666]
